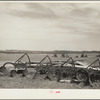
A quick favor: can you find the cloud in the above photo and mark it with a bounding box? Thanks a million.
[0,3,58,19]
[0,2,100,50]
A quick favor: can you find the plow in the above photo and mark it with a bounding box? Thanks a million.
[0,53,37,77]
[0,53,100,86]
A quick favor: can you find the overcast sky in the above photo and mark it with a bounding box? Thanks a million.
[0,2,100,51]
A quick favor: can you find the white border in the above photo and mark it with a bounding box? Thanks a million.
[0,1,100,99]
[0,1,100,3]
[0,89,100,99]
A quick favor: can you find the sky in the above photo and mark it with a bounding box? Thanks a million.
[0,2,100,51]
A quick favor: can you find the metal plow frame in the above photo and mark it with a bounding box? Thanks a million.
[1,53,30,77]
[32,55,52,80]
[54,57,75,80]
[87,59,100,86]
[1,53,100,87]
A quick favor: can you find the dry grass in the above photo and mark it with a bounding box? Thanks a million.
[0,71,99,89]
[0,53,100,89]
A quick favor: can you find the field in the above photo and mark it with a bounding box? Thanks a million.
[0,52,100,89]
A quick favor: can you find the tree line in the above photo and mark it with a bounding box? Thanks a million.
[54,53,88,58]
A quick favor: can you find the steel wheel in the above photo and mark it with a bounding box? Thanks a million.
[76,69,88,82]
[89,73,100,86]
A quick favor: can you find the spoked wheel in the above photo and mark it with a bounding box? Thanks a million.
[62,72,67,78]
[55,69,61,77]
[10,70,17,77]
[76,69,88,83]
[89,73,100,86]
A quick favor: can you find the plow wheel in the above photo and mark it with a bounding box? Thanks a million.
[89,73,100,86]
[10,70,17,77]
[76,69,88,83]
[62,72,67,78]
[55,69,61,77]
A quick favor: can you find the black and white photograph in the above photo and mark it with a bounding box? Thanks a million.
[0,1,100,91]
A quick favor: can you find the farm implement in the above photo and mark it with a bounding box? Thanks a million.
[33,56,100,86]
[53,58,100,86]
[0,53,100,86]
[0,53,38,77]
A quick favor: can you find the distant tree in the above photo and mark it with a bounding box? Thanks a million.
[54,53,57,57]
[75,55,78,58]
[66,55,69,58]
[85,55,88,57]
[61,53,65,58]
[81,53,84,58]
[96,55,100,57]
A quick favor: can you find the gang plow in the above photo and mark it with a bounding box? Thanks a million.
[0,53,100,86]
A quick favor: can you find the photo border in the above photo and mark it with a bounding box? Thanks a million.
[0,0,100,99]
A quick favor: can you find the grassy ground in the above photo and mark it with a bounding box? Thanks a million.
[0,74,100,89]
[0,53,100,89]
[0,68,99,89]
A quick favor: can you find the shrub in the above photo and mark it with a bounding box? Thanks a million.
[54,54,57,57]
[81,53,84,57]
[61,53,65,58]
[75,55,78,58]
